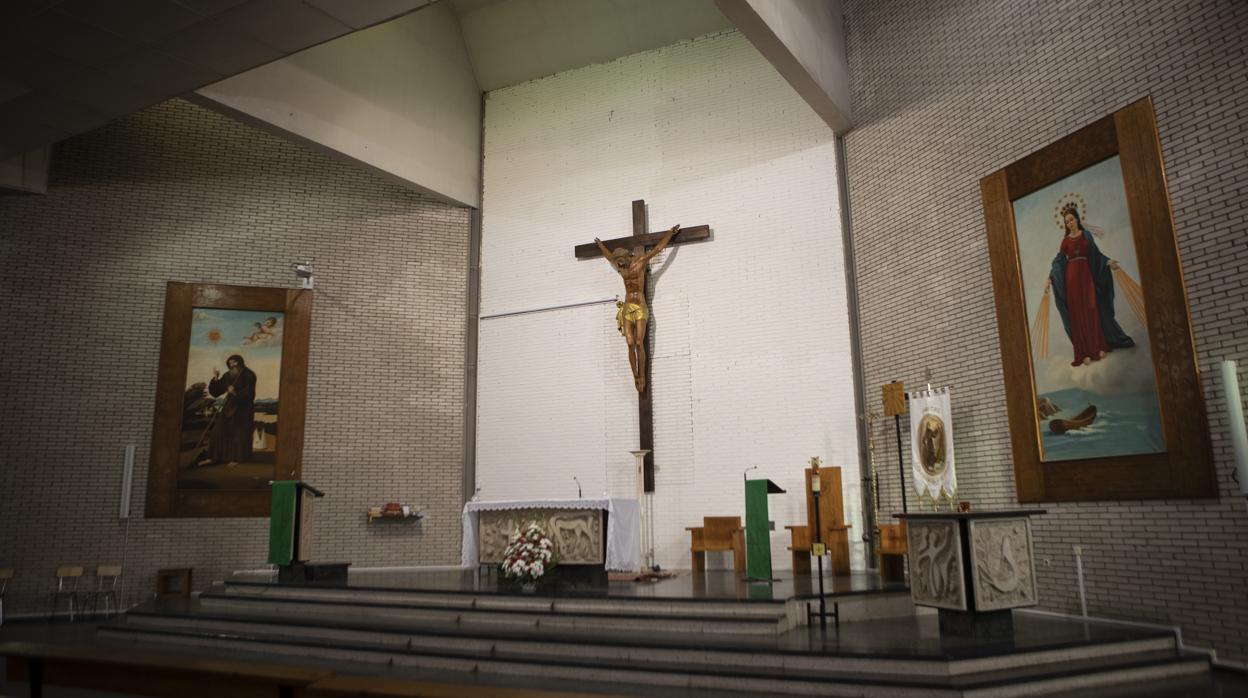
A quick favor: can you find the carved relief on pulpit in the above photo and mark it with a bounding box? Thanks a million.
[479,509,604,565]
[906,520,967,610]
[968,518,1038,611]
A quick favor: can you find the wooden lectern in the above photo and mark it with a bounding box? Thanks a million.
[744,478,785,580]
[269,481,347,584]
[785,466,851,575]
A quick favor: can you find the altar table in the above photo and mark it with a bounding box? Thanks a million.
[897,509,1046,637]
[461,498,641,572]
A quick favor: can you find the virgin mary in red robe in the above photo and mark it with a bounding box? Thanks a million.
[1049,206,1135,367]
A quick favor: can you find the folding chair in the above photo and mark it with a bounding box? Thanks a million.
[86,565,122,617]
[50,566,84,622]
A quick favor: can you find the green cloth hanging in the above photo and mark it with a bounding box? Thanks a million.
[268,481,297,565]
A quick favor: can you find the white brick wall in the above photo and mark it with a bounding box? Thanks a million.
[844,0,1248,661]
[477,31,863,572]
[0,99,471,615]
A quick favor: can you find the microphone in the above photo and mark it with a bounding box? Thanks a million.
[573,476,582,498]
[743,465,759,481]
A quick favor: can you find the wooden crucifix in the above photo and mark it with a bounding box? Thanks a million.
[574,199,710,491]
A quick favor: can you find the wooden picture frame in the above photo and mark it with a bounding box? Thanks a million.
[980,97,1214,502]
[146,282,312,518]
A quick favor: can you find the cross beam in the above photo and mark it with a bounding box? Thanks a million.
[576,200,710,492]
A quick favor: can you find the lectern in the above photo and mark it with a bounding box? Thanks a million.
[744,478,785,580]
[268,481,346,584]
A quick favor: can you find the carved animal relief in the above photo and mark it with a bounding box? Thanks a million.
[479,509,604,565]
[968,518,1038,611]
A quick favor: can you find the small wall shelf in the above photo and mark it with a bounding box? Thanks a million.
[367,505,423,523]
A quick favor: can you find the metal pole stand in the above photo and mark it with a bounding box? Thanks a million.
[805,459,839,630]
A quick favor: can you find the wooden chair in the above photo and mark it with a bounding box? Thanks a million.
[0,568,12,626]
[50,566,83,622]
[85,565,122,617]
[878,521,908,582]
[686,516,745,575]
[784,466,852,575]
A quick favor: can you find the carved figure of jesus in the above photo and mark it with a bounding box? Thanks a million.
[594,224,681,392]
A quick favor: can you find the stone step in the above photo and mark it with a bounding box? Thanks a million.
[99,618,1205,698]
[199,592,789,636]
[217,581,791,620]
[107,604,1181,681]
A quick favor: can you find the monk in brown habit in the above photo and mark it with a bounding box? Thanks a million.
[594,224,681,392]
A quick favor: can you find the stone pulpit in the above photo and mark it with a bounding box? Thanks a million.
[896,510,1045,638]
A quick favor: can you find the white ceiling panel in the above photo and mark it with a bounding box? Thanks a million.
[5,92,109,136]
[0,77,32,105]
[167,0,250,15]
[15,13,135,64]
[55,0,204,43]
[306,0,434,29]
[101,50,225,98]
[47,74,167,117]
[214,0,351,54]
[0,0,434,159]
[450,0,732,91]
[156,16,286,77]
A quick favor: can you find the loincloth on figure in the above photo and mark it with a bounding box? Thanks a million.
[615,301,648,334]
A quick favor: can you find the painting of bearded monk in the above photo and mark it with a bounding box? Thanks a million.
[177,309,283,490]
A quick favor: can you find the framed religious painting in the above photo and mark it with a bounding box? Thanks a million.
[146,283,313,517]
[980,97,1214,502]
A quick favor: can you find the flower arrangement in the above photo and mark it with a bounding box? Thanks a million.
[501,521,556,585]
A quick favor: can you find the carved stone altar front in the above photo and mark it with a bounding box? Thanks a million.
[479,508,604,565]
[968,518,1037,611]
[898,510,1044,637]
[906,519,967,610]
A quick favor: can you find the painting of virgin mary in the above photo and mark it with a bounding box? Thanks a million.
[1013,155,1161,462]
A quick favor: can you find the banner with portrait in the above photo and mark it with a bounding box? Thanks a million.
[909,388,957,500]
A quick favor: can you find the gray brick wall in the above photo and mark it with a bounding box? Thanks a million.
[843,0,1248,660]
[0,98,470,616]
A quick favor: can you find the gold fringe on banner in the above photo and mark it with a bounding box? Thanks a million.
[1032,286,1051,361]
[1113,267,1148,326]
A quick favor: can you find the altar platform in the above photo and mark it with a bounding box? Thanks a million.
[88,567,1209,697]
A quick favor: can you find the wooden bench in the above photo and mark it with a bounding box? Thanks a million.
[686,516,745,575]
[878,520,908,582]
[1,641,331,698]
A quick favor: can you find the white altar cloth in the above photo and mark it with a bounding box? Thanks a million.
[461,497,641,572]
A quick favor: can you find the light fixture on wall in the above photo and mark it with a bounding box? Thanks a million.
[292,261,314,289]
[119,444,135,520]
[1221,360,1248,501]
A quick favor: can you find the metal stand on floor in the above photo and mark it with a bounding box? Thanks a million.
[806,457,839,630]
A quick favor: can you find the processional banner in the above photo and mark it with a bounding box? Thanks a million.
[909,388,957,500]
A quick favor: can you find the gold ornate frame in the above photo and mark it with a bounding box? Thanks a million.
[145,282,312,518]
[980,97,1214,502]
